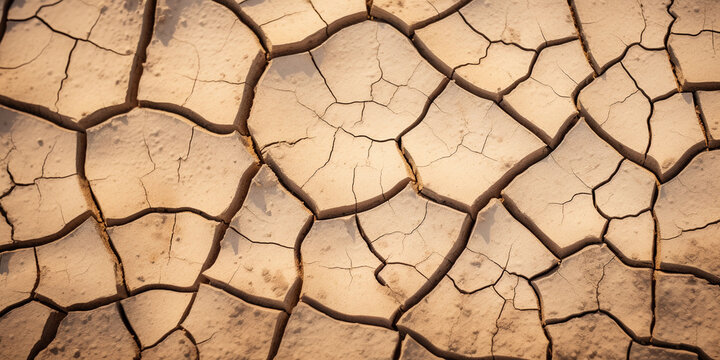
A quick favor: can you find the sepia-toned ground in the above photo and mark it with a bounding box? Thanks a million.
[0,0,719,359]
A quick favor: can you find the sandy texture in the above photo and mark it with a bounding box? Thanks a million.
[140,0,264,127]
[182,284,282,359]
[108,212,218,291]
[86,108,257,220]
[0,248,36,312]
[249,21,443,217]
[203,166,309,307]
[1,2,719,358]
[37,303,139,359]
[275,302,397,360]
[503,40,593,144]
[35,218,121,308]
[503,119,622,256]
[402,82,545,212]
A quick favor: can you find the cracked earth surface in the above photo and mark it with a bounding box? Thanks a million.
[0,0,719,359]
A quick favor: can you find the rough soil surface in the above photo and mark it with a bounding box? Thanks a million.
[0,0,718,359]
